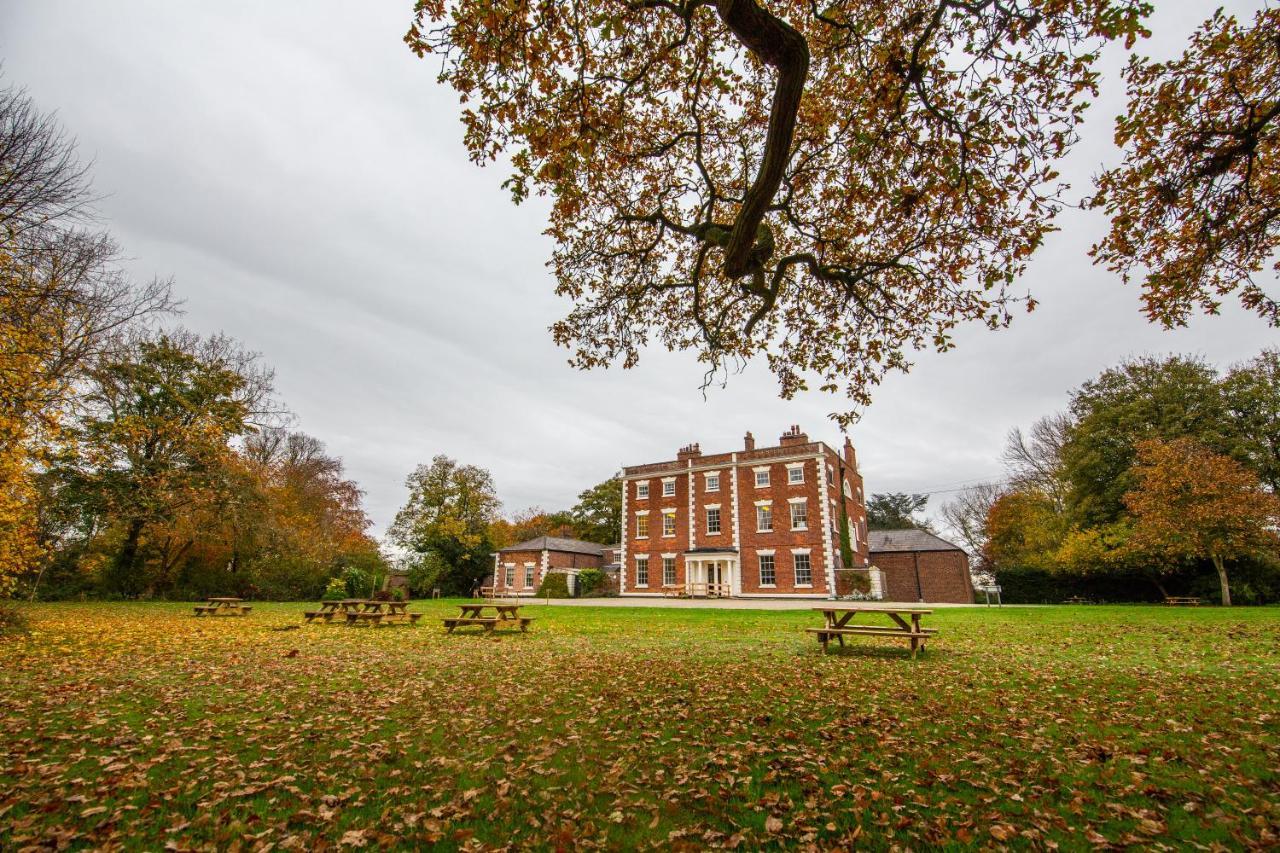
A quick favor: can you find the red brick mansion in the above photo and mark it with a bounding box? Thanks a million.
[621,426,871,598]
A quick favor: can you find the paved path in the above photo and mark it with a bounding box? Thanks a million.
[517,597,983,610]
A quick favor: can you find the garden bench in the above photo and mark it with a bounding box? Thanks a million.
[809,605,936,658]
[1164,596,1202,606]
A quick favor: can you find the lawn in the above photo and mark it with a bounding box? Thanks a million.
[1,602,1277,850]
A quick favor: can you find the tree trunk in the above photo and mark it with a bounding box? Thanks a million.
[110,517,147,596]
[1211,553,1231,606]
[1148,574,1169,600]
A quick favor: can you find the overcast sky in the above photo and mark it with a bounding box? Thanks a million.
[3,1,1271,539]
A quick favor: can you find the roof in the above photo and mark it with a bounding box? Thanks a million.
[498,536,605,556]
[867,528,964,554]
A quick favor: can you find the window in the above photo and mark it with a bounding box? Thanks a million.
[505,565,515,587]
[788,464,804,484]
[756,503,773,532]
[662,478,676,497]
[790,500,808,530]
[637,481,649,499]
[662,511,677,537]
[827,464,834,485]
[663,557,676,586]
[706,507,721,534]
[636,556,649,586]
[636,513,649,538]
[524,564,534,588]
[706,473,720,492]
[755,469,770,487]
[794,552,812,585]
[759,554,776,586]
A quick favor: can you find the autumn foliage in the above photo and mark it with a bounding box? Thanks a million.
[1125,438,1280,607]
[408,0,1149,423]
[1092,7,1280,327]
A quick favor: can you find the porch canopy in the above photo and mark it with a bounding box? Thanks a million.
[683,548,739,597]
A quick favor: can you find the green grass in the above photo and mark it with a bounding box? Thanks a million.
[1,602,1277,849]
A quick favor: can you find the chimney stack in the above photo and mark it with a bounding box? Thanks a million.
[743,431,755,451]
[677,442,702,461]
[843,435,858,470]
[779,424,809,447]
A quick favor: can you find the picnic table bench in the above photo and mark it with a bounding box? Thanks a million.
[194,597,252,617]
[443,603,533,634]
[807,605,937,658]
[1063,595,1092,605]
[1164,596,1202,606]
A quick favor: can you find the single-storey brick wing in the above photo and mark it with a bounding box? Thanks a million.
[867,529,974,604]
[492,535,605,596]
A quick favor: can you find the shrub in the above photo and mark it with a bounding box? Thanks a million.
[536,572,571,598]
[322,577,347,600]
[392,586,406,602]
[576,568,605,596]
[342,566,373,598]
[0,602,28,636]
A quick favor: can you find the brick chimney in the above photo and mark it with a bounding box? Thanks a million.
[677,442,702,461]
[778,424,809,447]
[843,436,858,471]
[744,431,755,451]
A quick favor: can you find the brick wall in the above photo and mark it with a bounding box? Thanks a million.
[870,550,974,604]
[494,550,542,594]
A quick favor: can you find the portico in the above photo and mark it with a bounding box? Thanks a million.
[683,548,739,597]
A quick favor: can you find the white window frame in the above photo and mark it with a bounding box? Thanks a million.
[788,497,808,530]
[505,565,515,587]
[662,510,677,537]
[635,510,649,539]
[661,477,676,497]
[524,563,535,588]
[755,501,773,533]
[636,480,649,499]
[705,505,722,535]
[757,551,777,587]
[635,555,649,587]
[753,466,771,488]
[786,462,805,484]
[705,471,721,492]
[791,548,813,587]
[662,556,677,586]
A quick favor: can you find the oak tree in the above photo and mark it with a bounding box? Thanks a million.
[1124,437,1280,606]
[408,0,1148,423]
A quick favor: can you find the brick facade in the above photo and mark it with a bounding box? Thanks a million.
[621,426,870,598]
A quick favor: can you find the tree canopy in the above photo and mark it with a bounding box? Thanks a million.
[408,0,1151,423]
[1091,7,1280,328]
[390,455,502,595]
[866,492,929,531]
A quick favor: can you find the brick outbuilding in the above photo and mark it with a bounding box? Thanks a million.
[492,536,605,596]
[868,529,974,604]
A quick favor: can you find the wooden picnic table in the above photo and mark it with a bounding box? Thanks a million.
[1164,596,1202,606]
[303,599,422,626]
[444,603,534,634]
[194,597,252,617]
[807,605,937,658]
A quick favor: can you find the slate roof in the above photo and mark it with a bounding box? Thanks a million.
[867,528,964,553]
[498,536,605,556]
